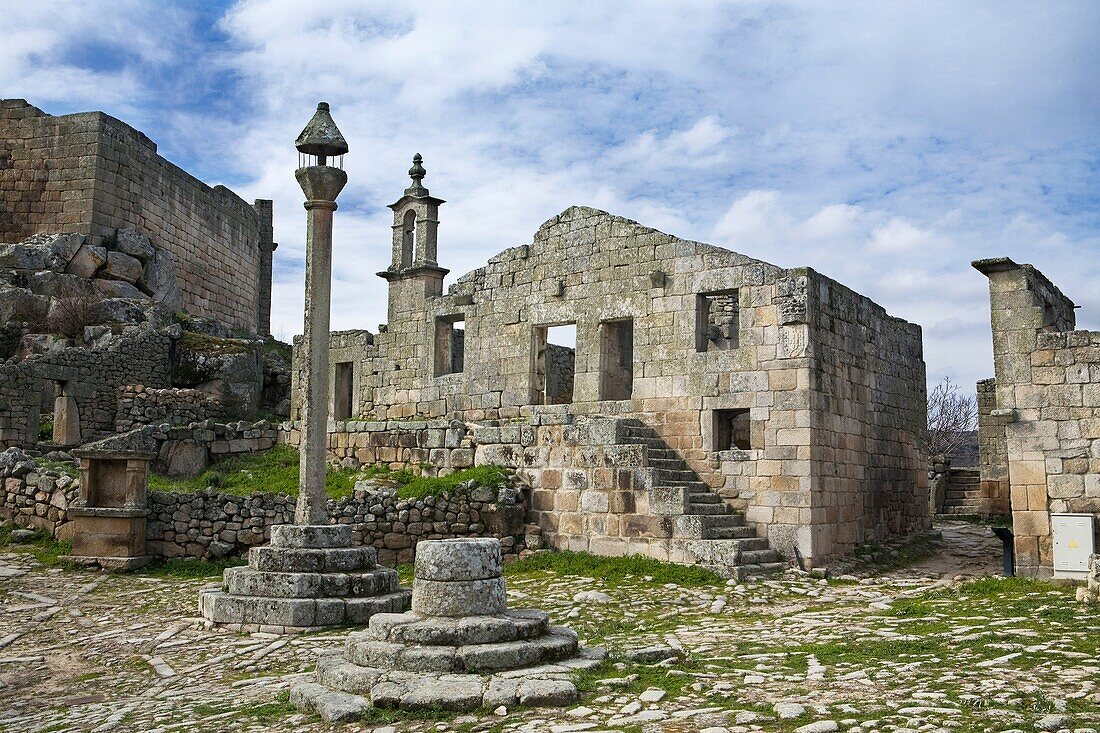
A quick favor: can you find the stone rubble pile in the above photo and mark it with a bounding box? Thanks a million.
[291,537,605,720]
[0,228,180,330]
[199,523,409,633]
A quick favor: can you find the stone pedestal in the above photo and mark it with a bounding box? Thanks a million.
[199,524,410,633]
[62,449,153,571]
[291,538,605,721]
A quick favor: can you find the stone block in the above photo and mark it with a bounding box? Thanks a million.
[414,538,502,581]
[411,577,507,617]
[271,523,353,549]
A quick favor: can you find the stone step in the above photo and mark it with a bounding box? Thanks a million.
[360,609,550,646]
[728,561,789,581]
[199,588,409,629]
[648,457,689,470]
[250,545,378,574]
[344,628,579,674]
[686,492,723,504]
[224,566,400,599]
[702,524,757,540]
[686,502,731,515]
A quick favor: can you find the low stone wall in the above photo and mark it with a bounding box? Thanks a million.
[0,448,80,536]
[0,445,527,567]
[115,385,223,433]
[147,484,526,567]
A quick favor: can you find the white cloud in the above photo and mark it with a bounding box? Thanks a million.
[1,0,1097,396]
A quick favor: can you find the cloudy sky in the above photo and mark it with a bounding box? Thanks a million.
[3,1,1097,391]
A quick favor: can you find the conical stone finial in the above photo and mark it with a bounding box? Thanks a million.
[296,102,349,158]
[404,153,429,197]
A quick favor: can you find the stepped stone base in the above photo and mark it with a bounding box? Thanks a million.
[199,523,411,633]
[292,538,605,718]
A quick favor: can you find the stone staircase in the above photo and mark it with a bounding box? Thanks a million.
[619,420,787,580]
[937,467,982,516]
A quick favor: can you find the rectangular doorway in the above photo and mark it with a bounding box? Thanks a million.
[599,319,633,400]
[333,362,354,420]
[713,408,753,451]
[532,324,576,405]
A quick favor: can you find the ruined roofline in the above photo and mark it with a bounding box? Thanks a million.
[537,204,780,265]
[972,256,1076,311]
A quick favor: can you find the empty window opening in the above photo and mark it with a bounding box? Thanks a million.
[333,362,354,420]
[696,289,740,352]
[435,316,465,376]
[401,210,416,267]
[532,324,576,405]
[599,319,633,400]
[713,409,753,451]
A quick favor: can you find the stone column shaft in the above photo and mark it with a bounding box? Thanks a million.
[296,198,337,525]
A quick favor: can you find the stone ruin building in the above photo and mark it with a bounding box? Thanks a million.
[975,258,1100,579]
[0,99,287,452]
[291,156,930,574]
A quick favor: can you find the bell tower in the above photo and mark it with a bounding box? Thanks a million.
[378,154,448,302]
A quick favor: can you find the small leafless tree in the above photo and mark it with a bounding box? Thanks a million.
[925,377,978,460]
[48,281,104,339]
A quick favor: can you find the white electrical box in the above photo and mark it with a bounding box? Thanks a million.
[1051,513,1095,579]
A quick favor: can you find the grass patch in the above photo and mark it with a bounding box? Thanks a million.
[395,465,510,499]
[135,556,246,579]
[148,446,510,502]
[148,445,360,499]
[0,525,77,569]
[507,550,724,588]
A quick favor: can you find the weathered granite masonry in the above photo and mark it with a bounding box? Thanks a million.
[976,378,1012,517]
[0,328,172,448]
[292,162,929,568]
[975,257,1100,577]
[115,386,224,433]
[291,538,604,719]
[0,99,275,333]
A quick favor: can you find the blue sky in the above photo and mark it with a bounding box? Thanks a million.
[3,1,1098,391]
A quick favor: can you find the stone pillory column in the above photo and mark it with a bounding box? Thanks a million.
[291,539,607,721]
[294,101,348,526]
[199,104,410,632]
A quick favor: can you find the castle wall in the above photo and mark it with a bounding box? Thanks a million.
[0,99,273,333]
[976,377,1012,516]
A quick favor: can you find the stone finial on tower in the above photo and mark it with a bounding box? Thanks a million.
[405,153,429,197]
[380,153,447,279]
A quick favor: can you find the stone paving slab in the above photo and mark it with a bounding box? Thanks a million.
[2,522,1100,732]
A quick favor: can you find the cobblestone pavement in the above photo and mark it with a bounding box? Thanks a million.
[2,521,1098,733]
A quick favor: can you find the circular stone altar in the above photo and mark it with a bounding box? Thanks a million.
[291,538,606,720]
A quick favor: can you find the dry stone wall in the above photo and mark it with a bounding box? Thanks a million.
[147,484,524,566]
[0,328,171,448]
[115,386,224,433]
[0,99,274,333]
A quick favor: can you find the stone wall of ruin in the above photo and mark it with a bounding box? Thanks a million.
[115,386,224,433]
[0,99,273,333]
[976,377,1011,516]
[296,206,927,565]
[976,257,1097,577]
[803,270,929,560]
[0,330,172,448]
[147,485,524,567]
